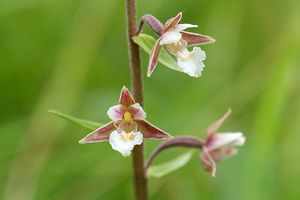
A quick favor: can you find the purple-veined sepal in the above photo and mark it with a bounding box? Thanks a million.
[147,38,162,77]
[181,32,216,46]
[79,121,116,144]
[136,119,172,139]
[206,108,232,136]
[119,86,135,106]
[163,12,182,32]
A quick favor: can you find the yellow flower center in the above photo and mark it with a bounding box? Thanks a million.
[174,41,182,46]
[123,111,133,121]
[178,51,190,61]
[121,131,134,141]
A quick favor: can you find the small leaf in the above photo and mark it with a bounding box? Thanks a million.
[147,151,195,178]
[48,110,102,131]
[132,33,181,72]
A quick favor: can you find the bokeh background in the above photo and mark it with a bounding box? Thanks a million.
[1,0,300,199]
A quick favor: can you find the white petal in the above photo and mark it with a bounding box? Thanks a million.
[174,24,198,32]
[160,31,182,45]
[132,131,143,146]
[208,132,245,151]
[131,103,146,120]
[176,47,206,77]
[107,105,123,121]
[109,130,143,157]
[191,46,206,60]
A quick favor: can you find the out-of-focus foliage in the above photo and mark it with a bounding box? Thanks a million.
[48,110,102,131]
[147,151,195,178]
[0,0,299,200]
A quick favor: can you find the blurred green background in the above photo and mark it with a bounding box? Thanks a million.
[1,0,299,199]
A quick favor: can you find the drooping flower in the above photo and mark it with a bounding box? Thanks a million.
[146,12,215,77]
[200,109,246,176]
[79,86,172,157]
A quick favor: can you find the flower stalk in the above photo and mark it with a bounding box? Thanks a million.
[145,136,203,170]
[125,0,148,199]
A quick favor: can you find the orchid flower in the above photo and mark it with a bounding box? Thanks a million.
[145,12,215,77]
[79,86,172,157]
[200,109,246,176]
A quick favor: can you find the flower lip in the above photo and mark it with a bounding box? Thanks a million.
[176,47,206,78]
[109,130,143,157]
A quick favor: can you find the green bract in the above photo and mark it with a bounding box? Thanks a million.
[132,33,181,72]
[147,151,195,178]
[48,110,102,131]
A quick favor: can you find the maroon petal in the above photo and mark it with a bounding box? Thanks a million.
[136,120,172,139]
[163,12,182,32]
[206,108,232,136]
[119,86,135,106]
[79,122,116,144]
[138,14,163,35]
[200,148,217,176]
[181,31,216,46]
[147,38,162,77]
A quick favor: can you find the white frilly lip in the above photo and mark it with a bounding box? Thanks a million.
[109,130,143,157]
[176,47,206,78]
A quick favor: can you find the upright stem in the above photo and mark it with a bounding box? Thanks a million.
[125,0,148,199]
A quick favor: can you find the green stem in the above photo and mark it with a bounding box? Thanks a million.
[125,0,148,199]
